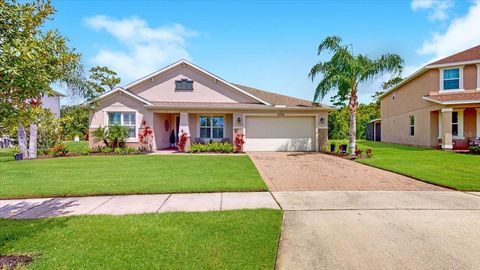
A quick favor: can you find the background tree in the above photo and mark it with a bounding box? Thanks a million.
[60,105,89,140]
[89,66,121,94]
[0,0,94,158]
[309,36,403,154]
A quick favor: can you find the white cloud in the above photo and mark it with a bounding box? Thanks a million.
[418,0,480,61]
[85,15,197,82]
[411,0,453,21]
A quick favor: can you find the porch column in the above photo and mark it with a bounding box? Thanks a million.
[179,112,191,150]
[441,108,453,150]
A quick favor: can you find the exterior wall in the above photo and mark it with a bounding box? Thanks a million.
[128,66,258,104]
[381,70,442,147]
[153,113,174,149]
[463,64,478,90]
[41,96,61,117]
[464,108,477,137]
[88,93,154,149]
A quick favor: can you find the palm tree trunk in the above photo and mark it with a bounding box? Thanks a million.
[348,87,358,156]
[348,109,356,155]
[17,123,28,157]
[29,123,37,159]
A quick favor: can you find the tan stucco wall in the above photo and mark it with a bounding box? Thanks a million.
[88,93,155,149]
[381,70,441,147]
[463,64,478,90]
[128,65,258,104]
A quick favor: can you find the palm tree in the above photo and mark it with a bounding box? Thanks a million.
[309,36,403,155]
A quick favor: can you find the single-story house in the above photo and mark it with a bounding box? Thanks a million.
[379,45,480,150]
[87,60,334,151]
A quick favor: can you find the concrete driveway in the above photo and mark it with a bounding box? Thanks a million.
[274,191,480,269]
[248,152,446,191]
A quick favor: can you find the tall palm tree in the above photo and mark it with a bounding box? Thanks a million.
[309,36,403,155]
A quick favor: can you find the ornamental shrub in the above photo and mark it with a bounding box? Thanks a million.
[469,146,480,155]
[48,144,68,157]
[188,142,234,153]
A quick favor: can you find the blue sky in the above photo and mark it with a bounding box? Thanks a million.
[48,0,480,105]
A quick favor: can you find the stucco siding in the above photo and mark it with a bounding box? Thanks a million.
[381,70,442,147]
[463,64,478,90]
[41,96,61,117]
[88,93,155,149]
[128,66,258,104]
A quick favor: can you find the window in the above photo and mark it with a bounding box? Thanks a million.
[107,112,136,139]
[452,111,459,137]
[199,116,224,139]
[442,68,460,90]
[175,79,193,90]
[409,115,415,136]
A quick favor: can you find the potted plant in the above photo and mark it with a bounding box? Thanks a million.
[10,146,23,160]
[177,131,189,152]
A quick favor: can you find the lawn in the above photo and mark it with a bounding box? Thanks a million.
[330,140,480,190]
[0,209,282,269]
[0,150,267,199]
[63,141,89,154]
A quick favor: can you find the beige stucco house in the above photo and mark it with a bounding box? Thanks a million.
[88,60,333,151]
[380,45,480,150]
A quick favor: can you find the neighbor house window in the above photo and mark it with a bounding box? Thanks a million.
[409,115,415,136]
[452,111,459,137]
[442,68,460,90]
[175,79,193,90]
[199,116,224,139]
[108,112,136,139]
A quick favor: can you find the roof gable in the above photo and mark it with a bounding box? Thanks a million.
[124,60,270,105]
[429,45,480,66]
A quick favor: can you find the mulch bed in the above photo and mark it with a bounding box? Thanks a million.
[0,255,33,269]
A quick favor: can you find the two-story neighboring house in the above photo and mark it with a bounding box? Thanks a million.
[41,90,64,117]
[380,45,480,150]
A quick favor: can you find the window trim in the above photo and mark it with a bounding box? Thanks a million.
[197,115,225,140]
[452,109,464,139]
[105,111,139,142]
[175,78,194,91]
[439,67,464,93]
[409,115,415,137]
[477,64,480,91]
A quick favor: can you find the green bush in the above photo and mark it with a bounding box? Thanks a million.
[122,147,138,154]
[80,148,90,156]
[9,146,21,156]
[469,146,480,155]
[189,142,234,153]
[113,147,122,155]
[101,146,113,153]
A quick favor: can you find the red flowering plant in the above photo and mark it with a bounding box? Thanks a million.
[139,121,154,151]
[234,133,245,153]
[177,130,189,152]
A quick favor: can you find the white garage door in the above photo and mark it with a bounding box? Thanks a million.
[244,116,316,151]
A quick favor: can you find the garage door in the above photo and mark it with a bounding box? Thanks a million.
[244,116,316,151]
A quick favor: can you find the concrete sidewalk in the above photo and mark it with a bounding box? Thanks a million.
[0,192,279,219]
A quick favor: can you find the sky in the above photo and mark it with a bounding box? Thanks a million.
[47,0,480,106]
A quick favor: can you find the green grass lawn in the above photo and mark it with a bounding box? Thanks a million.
[63,141,89,154]
[330,140,480,190]
[0,150,267,199]
[0,209,282,269]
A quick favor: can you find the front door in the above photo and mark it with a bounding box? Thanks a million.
[175,116,180,143]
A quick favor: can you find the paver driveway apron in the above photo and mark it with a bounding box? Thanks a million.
[248,152,446,191]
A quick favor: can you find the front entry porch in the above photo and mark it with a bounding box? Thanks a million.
[152,112,234,150]
[435,107,480,150]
